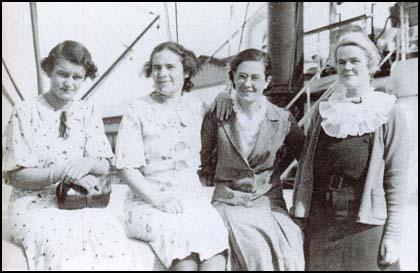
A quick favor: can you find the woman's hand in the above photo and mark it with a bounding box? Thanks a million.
[151,196,184,214]
[50,162,68,183]
[61,157,97,185]
[379,238,400,266]
[211,83,233,121]
[71,175,99,194]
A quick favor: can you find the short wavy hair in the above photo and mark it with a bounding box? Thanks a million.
[41,40,97,80]
[333,31,381,75]
[144,42,199,92]
[229,48,272,88]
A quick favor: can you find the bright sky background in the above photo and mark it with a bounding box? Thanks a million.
[2,2,397,121]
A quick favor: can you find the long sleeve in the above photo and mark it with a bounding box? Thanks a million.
[291,105,322,218]
[284,114,305,160]
[275,113,305,179]
[382,101,414,241]
[198,110,218,180]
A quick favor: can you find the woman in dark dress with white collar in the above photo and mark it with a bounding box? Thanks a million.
[292,31,414,271]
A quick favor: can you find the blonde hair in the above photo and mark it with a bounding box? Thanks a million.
[333,31,381,75]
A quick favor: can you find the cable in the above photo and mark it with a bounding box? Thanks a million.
[163,3,172,41]
[85,10,129,48]
[375,15,392,44]
[175,2,179,43]
[237,2,250,53]
[204,3,267,64]
[2,84,16,106]
[2,58,25,101]
[81,15,160,100]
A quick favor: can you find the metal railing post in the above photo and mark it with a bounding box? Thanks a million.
[30,2,44,95]
[305,85,311,134]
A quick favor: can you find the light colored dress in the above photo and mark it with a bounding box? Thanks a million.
[114,91,229,268]
[2,95,137,270]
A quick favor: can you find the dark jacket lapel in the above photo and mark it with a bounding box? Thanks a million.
[248,104,281,162]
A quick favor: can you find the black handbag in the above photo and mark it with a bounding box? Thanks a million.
[56,175,111,209]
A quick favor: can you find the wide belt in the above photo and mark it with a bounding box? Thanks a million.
[324,175,361,218]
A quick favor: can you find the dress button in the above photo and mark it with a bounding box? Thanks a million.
[175,141,187,152]
[175,160,188,170]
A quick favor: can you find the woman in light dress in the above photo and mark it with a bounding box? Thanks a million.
[114,42,229,271]
[2,40,136,270]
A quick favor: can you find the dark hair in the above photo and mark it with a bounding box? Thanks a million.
[144,42,199,92]
[41,40,97,80]
[229,48,272,88]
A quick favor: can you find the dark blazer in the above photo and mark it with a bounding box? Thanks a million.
[199,100,304,208]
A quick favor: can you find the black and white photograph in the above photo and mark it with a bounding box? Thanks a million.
[2,2,418,271]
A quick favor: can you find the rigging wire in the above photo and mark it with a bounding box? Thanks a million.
[163,3,173,41]
[2,84,15,106]
[85,10,130,48]
[2,58,25,101]
[175,2,179,43]
[204,3,267,64]
[237,2,250,53]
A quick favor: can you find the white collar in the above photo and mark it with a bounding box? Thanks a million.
[319,88,396,138]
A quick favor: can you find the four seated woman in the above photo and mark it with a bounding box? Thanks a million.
[4,32,412,271]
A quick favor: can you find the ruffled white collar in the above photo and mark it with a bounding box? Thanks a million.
[319,87,396,138]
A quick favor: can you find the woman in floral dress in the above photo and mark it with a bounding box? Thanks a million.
[115,42,229,271]
[3,40,136,270]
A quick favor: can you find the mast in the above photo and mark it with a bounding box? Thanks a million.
[267,3,304,107]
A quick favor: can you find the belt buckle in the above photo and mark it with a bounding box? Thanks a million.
[329,175,343,192]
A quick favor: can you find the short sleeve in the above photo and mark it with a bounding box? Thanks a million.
[2,104,39,175]
[84,105,114,161]
[114,104,146,169]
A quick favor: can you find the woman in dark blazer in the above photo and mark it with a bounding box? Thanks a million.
[199,49,305,271]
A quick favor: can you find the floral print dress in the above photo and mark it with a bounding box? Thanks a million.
[114,91,229,268]
[2,95,136,270]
